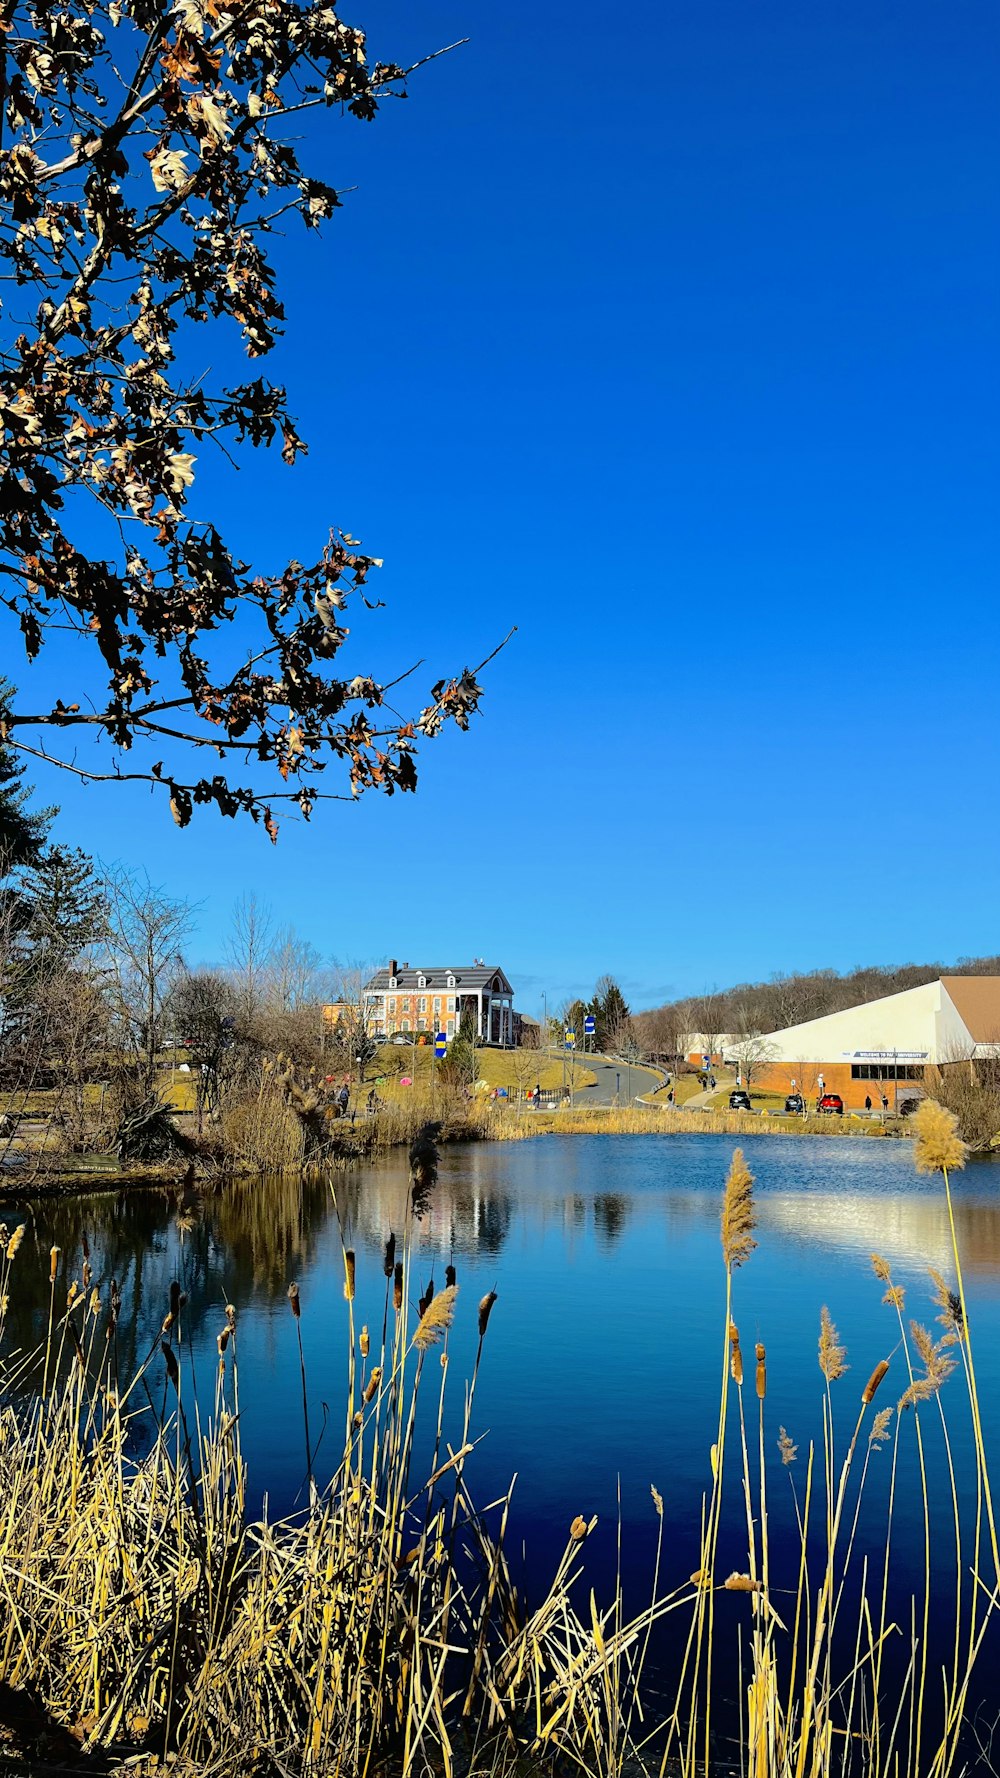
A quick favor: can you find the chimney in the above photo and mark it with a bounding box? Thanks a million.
[389,958,397,978]
[403,960,410,969]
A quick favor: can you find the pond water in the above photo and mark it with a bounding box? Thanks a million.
[8,1133,1000,1732]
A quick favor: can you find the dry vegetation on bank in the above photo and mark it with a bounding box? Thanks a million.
[0,1102,995,1778]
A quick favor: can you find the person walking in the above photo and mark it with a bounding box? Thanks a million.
[338,1079,350,1117]
[880,1091,889,1115]
[864,1094,872,1113]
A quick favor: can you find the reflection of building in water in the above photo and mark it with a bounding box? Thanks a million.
[760,1190,1000,1281]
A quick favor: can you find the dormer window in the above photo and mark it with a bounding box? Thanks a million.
[417,972,426,990]
[446,973,456,989]
[389,975,397,990]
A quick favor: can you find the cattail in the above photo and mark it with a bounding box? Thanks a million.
[478,1290,497,1338]
[690,1568,710,1587]
[363,1365,383,1404]
[445,1263,456,1289]
[819,1306,848,1381]
[67,1280,79,1310]
[721,1149,756,1272]
[912,1100,967,1176]
[383,1232,396,1278]
[83,1260,92,1289]
[862,1358,890,1405]
[724,1572,762,1593]
[49,1245,60,1282]
[569,1515,590,1542]
[288,1282,301,1319]
[413,1285,457,1352]
[89,1288,100,1316]
[755,1342,766,1400]
[418,1278,435,1319]
[343,1249,356,1301]
[6,1225,24,1260]
[161,1339,180,1389]
[225,1303,236,1329]
[393,1261,403,1312]
[360,1325,370,1358]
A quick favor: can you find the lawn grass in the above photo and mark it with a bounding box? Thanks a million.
[371,1042,595,1097]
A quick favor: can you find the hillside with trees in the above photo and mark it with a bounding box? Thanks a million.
[635,956,1000,1058]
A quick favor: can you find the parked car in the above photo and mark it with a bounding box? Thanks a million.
[784,1092,804,1115]
[729,1090,753,1112]
[817,1093,844,1116]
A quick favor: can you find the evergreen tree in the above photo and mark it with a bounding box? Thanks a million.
[0,680,50,873]
[22,847,105,971]
[591,977,633,1054]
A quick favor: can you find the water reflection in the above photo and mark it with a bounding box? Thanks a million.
[6,1135,1000,1552]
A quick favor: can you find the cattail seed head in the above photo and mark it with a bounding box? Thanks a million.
[755,1343,766,1399]
[217,1328,230,1354]
[862,1358,890,1405]
[445,1263,456,1289]
[83,1260,92,1288]
[169,1280,181,1318]
[393,1261,403,1311]
[360,1324,370,1358]
[343,1249,356,1301]
[49,1245,60,1282]
[363,1365,383,1404]
[6,1225,24,1260]
[383,1232,396,1278]
[478,1290,497,1338]
[724,1572,761,1593]
[287,1282,301,1319]
[569,1514,589,1541]
[225,1303,236,1329]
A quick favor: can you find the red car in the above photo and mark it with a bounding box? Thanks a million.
[817,1093,844,1116]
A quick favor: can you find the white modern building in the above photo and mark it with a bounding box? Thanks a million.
[743,976,1000,1110]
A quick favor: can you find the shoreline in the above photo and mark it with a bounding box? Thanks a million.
[0,1105,910,1201]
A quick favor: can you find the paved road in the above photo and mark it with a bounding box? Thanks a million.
[544,1049,663,1106]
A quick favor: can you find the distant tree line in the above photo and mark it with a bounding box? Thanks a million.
[634,959,1000,1062]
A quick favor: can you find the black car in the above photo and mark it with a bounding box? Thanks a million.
[784,1093,805,1115]
[729,1090,753,1112]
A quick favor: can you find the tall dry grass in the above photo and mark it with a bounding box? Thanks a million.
[0,1102,994,1778]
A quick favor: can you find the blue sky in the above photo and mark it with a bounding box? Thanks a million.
[11,0,1000,1015]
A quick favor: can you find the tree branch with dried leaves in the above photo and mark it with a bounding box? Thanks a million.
[0,0,493,836]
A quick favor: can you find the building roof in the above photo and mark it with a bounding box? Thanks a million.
[365,964,514,994]
[940,977,1000,1043]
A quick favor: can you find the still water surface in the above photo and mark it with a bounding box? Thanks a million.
[12,1134,1000,1656]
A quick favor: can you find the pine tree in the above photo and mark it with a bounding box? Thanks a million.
[22,847,105,971]
[0,680,50,874]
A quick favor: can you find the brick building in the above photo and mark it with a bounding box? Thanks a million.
[363,960,517,1047]
[732,976,1000,1112]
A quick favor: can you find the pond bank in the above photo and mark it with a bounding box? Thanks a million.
[0,1101,908,1200]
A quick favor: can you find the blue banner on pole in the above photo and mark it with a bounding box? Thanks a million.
[584,1015,596,1035]
[434,1032,447,1058]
